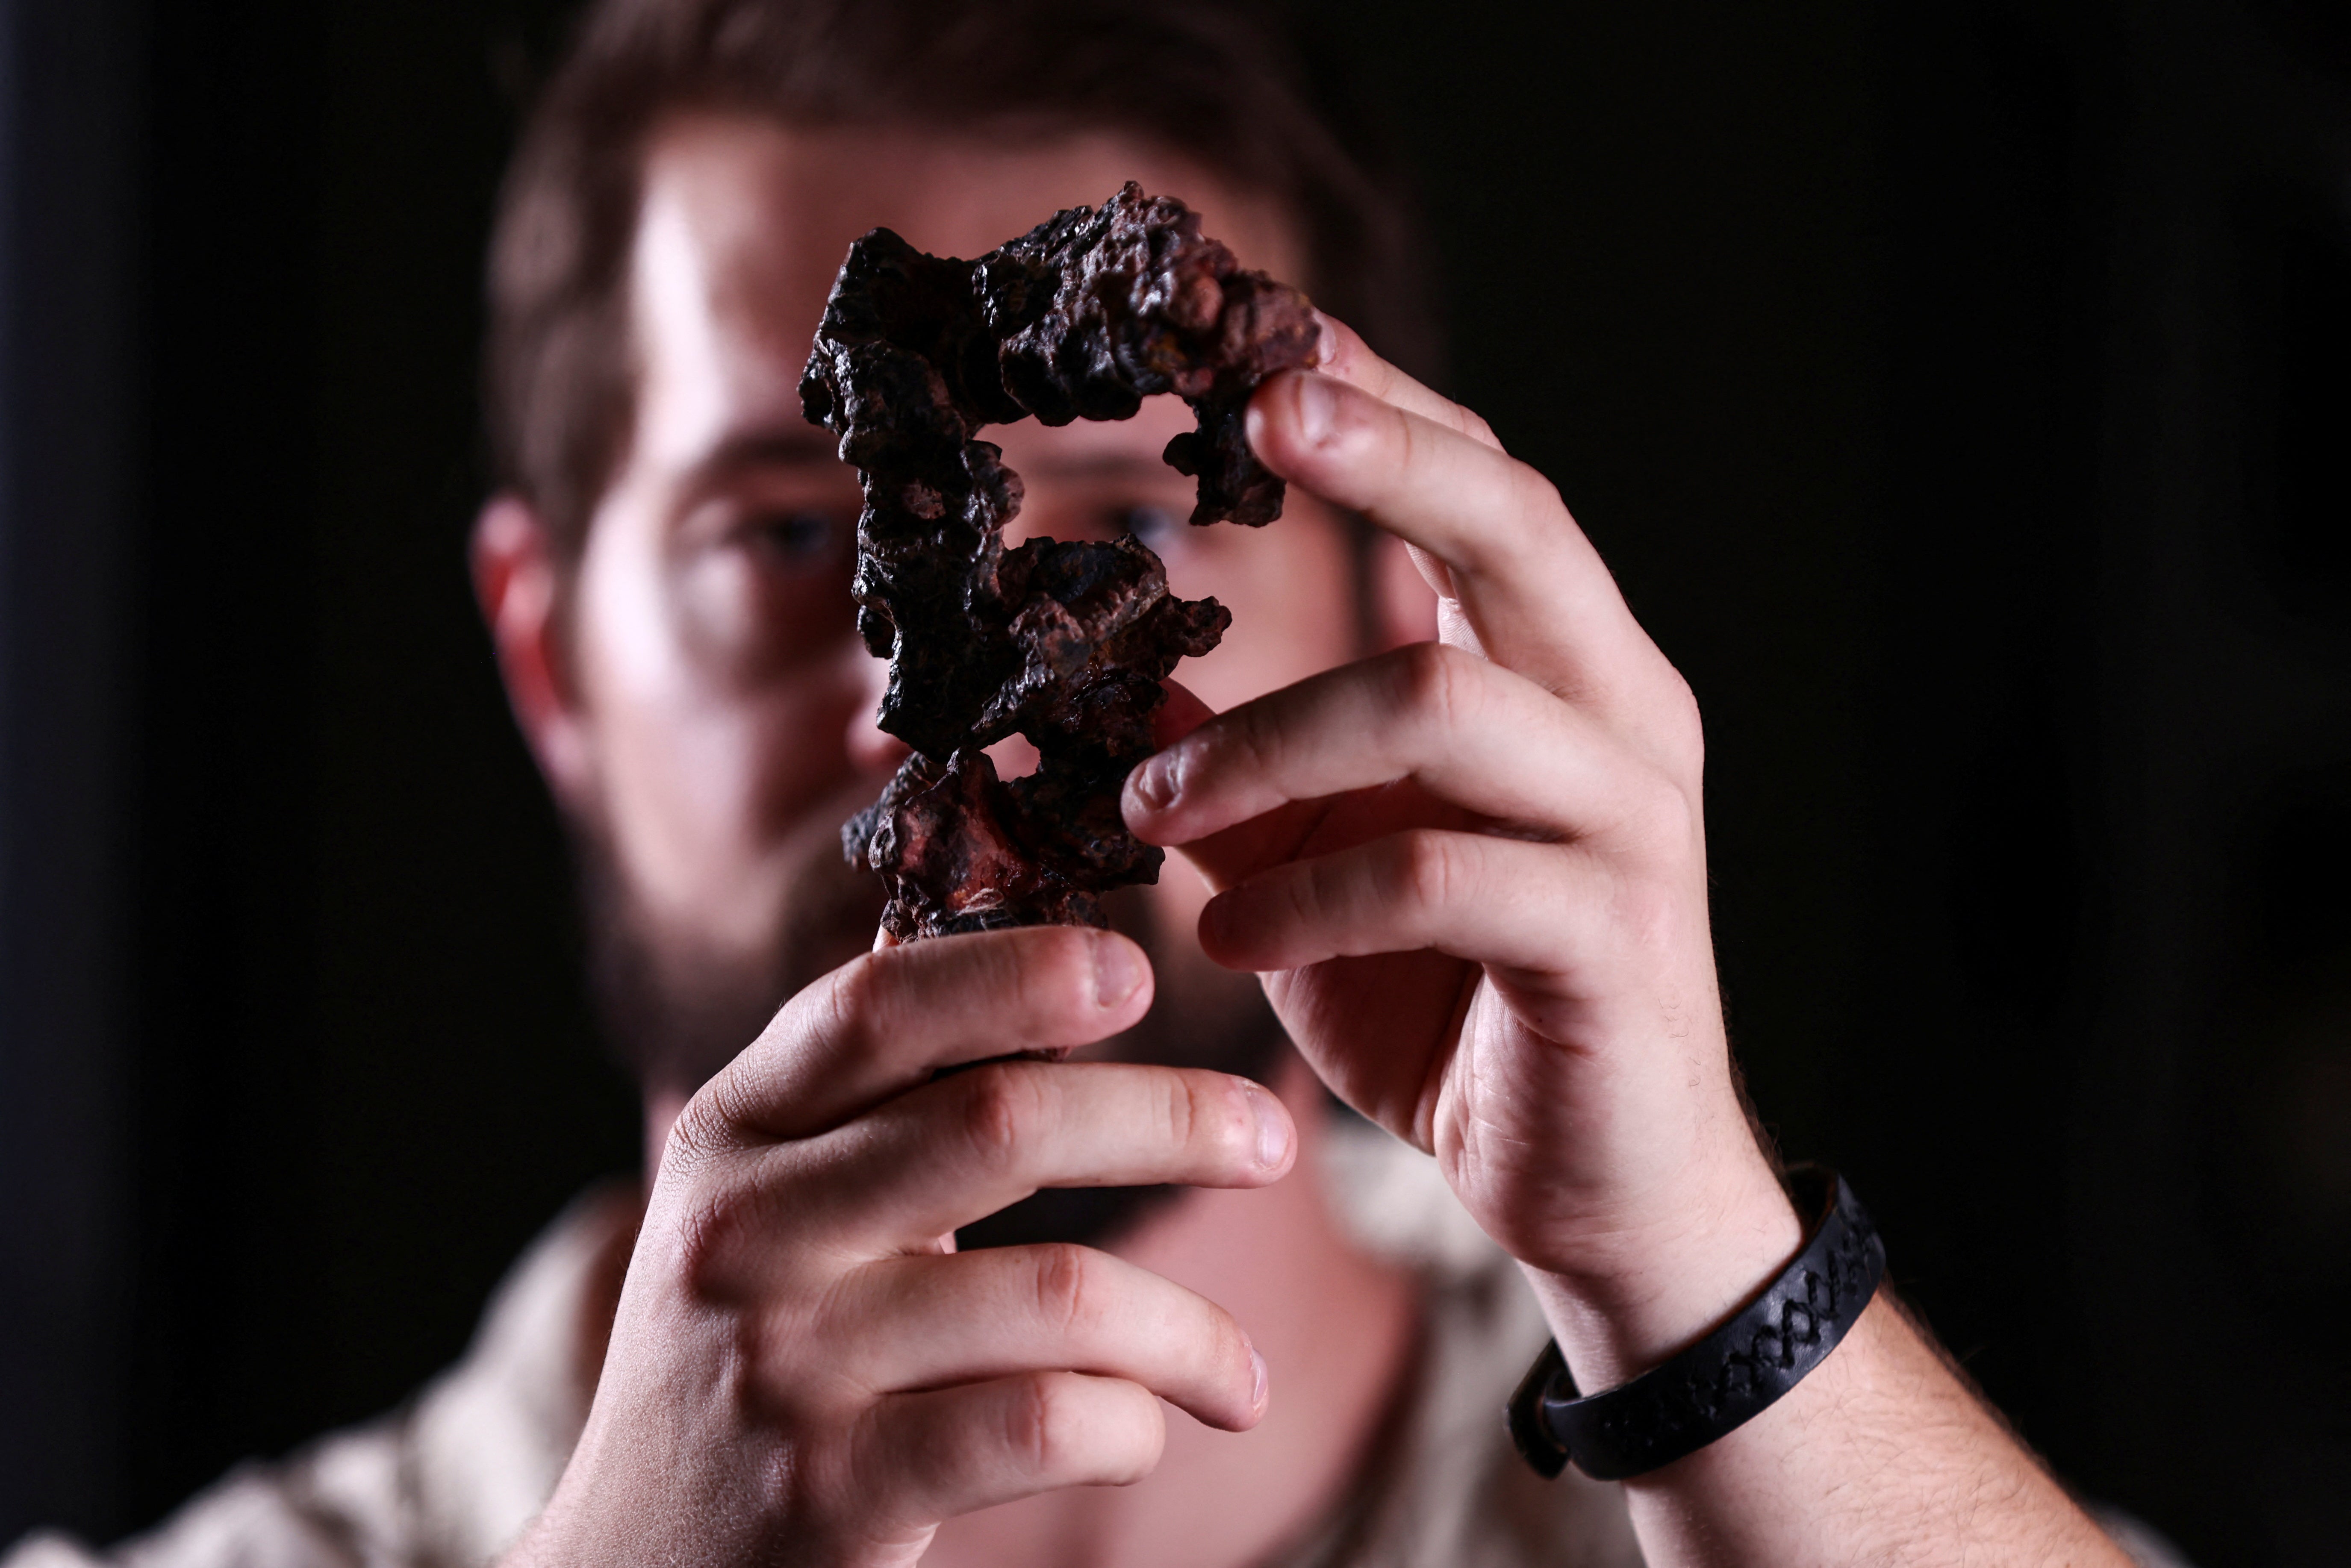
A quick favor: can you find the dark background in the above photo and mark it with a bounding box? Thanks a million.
[2,1,2347,1564]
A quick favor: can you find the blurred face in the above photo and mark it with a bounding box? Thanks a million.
[554,116,1369,1101]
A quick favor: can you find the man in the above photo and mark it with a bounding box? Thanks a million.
[9,2,2179,1565]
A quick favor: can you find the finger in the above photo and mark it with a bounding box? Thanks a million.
[1126,642,1666,851]
[1309,310,1504,452]
[1198,828,1622,981]
[1246,371,1677,717]
[798,1061,1295,1248]
[826,1244,1266,1432]
[684,926,1154,1150]
[855,1371,1165,1528]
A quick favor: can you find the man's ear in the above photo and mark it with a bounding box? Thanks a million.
[1368,530,1441,651]
[472,494,597,806]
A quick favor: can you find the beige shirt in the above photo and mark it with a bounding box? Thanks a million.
[3,1126,2190,1568]
[3,1127,1644,1568]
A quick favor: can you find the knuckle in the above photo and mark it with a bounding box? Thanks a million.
[1161,1072,1212,1156]
[1649,778,1700,848]
[665,1182,745,1297]
[1385,399,1422,476]
[1005,1372,1069,1478]
[707,1067,766,1141]
[1391,829,1463,912]
[664,1086,738,1178]
[1606,865,1685,960]
[769,1439,849,1541]
[1277,856,1331,937]
[1488,461,1570,560]
[1616,763,1699,855]
[821,953,888,1052]
[1659,672,1706,770]
[1175,1069,1213,1139]
[837,1403,919,1530]
[1505,456,1565,518]
[1031,1243,1099,1336]
[957,1065,1044,1172]
[1226,695,1285,780]
[798,1267,885,1367]
[1017,927,1097,1023]
[1391,639,1473,732]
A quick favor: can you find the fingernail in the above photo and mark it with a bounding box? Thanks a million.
[1293,373,1338,447]
[1093,937,1145,1009]
[1249,1344,1270,1410]
[1246,1083,1290,1171]
[1129,751,1177,812]
[1308,309,1338,367]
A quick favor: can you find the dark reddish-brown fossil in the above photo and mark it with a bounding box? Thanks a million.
[801,183,1319,941]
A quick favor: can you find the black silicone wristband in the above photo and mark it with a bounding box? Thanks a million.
[1506,1167,1884,1481]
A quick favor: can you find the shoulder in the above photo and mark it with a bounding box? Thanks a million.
[4,1184,636,1568]
[1,1425,404,1568]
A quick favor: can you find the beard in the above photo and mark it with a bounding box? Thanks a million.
[577,788,1288,1250]
[574,776,888,1105]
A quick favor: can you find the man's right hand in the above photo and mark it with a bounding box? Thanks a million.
[502,926,1293,1568]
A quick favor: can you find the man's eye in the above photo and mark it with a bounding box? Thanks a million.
[751,509,844,565]
[1115,504,1181,548]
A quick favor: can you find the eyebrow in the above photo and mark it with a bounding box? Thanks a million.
[695,427,846,479]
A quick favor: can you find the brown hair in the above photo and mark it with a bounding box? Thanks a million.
[485,0,1439,559]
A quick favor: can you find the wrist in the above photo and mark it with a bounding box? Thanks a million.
[1520,1155,1804,1391]
[1511,1168,1886,1482]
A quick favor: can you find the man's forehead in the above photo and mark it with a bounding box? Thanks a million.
[633,114,1307,362]
[624,115,1308,480]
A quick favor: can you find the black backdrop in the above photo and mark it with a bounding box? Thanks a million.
[1,2,2346,1565]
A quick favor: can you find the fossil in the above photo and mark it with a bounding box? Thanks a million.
[801,182,1318,940]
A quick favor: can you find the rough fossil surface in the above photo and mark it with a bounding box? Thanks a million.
[801,182,1320,940]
